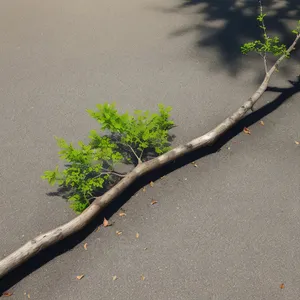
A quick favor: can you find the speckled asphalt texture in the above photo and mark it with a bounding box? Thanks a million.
[1,0,300,299]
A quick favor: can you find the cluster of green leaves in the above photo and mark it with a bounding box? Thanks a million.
[42,135,122,212]
[241,12,288,58]
[42,104,174,213]
[292,20,300,36]
[87,103,174,156]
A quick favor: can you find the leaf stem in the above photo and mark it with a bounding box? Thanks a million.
[258,0,269,73]
[139,149,144,161]
[117,142,142,164]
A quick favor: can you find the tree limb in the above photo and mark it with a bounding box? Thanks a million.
[0,34,299,280]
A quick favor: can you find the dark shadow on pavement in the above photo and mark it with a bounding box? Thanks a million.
[1,76,300,295]
[167,0,300,76]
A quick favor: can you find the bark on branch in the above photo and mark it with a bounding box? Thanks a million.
[0,34,299,280]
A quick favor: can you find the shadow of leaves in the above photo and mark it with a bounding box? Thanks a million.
[167,0,300,76]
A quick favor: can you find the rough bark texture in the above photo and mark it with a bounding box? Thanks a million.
[0,35,299,280]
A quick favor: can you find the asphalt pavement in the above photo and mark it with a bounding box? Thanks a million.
[1,0,300,299]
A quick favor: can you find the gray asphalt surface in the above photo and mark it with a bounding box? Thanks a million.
[1,0,300,299]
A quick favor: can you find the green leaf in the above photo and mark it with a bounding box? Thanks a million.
[41,166,61,186]
[241,7,291,59]
[43,102,174,213]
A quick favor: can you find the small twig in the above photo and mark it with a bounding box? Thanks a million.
[127,144,142,164]
[139,149,144,161]
[102,170,127,177]
[117,142,142,164]
[92,171,127,178]
[263,54,268,74]
[258,53,268,75]
[258,0,269,74]
[86,196,96,202]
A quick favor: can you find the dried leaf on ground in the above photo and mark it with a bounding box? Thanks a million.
[151,200,158,205]
[27,294,31,299]
[103,218,112,227]
[150,181,154,187]
[83,243,88,250]
[141,275,145,281]
[2,291,13,297]
[243,127,251,135]
[142,187,146,192]
[191,162,198,167]
[112,275,117,281]
[116,231,122,235]
[76,275,84,280]
[260,120,265,126]
[295,141,299,145]
[119,212,126,217]
[280,283,285,289]
[136,233,140,239]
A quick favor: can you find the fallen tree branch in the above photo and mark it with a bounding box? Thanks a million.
[0,34,299,280]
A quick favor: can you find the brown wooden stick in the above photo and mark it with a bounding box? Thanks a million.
[0,34,299,280]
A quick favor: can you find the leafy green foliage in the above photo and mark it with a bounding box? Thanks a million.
[292,20,300,35]
[241,37,288,57]
[87,103,174,156]
[42,135,121,212]
[42,104,174,213]
[241,12,288,58]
